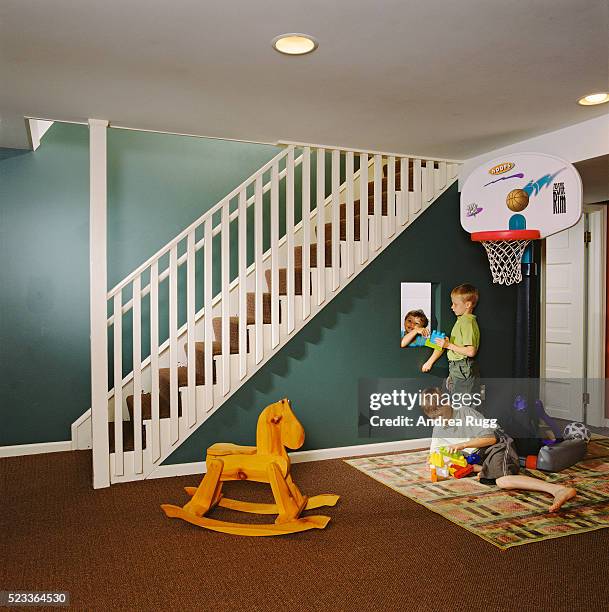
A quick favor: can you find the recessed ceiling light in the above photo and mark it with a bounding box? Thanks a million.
[272,33,318,56]
[578,92,609,106]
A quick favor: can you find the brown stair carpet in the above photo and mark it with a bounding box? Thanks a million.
[339,195,389,220]
[212,316,249,352]
[264,267,304,295]
[324,214,362,242]
[294,241,333,268]
[246,291,275,324]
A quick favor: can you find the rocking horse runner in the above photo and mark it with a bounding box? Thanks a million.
[161,398,340,536]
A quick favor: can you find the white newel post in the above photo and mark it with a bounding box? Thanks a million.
[89,119,110,489]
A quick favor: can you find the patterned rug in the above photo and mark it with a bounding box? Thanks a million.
[345,436,609,549]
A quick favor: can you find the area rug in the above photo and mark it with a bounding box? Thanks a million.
[345,436,609,549]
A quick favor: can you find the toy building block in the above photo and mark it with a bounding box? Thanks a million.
[437,447,468,467]
[453,465,474,479]
[424,330,447,351]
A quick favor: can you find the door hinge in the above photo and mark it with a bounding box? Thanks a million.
[584,231,592,244]
[582,392,590,406]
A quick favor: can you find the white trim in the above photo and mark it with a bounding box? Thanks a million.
[278,140,462,163]
[147,438,432,480]
[71,409,92,450]
[89,118,111,489]
[585,205,607,427]
[0,441,72,458]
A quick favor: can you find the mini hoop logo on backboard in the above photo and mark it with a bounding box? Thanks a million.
[552,182,566,214]
[466,203,483,218]
[488,162,515,176]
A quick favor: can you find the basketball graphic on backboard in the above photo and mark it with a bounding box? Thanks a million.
[506,188,529,212]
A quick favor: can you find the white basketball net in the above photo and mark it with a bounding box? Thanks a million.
[480,239,531,285]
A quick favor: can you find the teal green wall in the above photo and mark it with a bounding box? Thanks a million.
[164,183,518,464]
[0,124,281,445]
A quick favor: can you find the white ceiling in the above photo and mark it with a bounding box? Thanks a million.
[1,0,608,158]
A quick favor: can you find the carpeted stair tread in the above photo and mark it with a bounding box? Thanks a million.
[294,241,333,267]
[324,214,362,242]
[212,316,249,352]
[246,292,275,324]
[264,267,304,295]
[340,197,388,219]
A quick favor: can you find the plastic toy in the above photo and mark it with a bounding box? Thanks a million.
[424,330,447,351]
[564,421,591,442]
[161,398,339,536]
[520,439,587,472]
[429,447,468,469]
[452,464,474,479]
[465,452,481,465]
[429,447,469,481]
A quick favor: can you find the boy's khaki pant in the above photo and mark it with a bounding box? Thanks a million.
[447,357,480,396]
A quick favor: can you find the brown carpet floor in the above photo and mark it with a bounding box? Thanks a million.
[1,450,608,612]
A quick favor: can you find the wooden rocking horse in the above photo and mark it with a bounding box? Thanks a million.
[161,398,339,536]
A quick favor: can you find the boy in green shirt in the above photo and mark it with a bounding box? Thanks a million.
[434,284,480,395]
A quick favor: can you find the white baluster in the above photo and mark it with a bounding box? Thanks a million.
[254,177,264,364]
[150,262,160,461]
[169,245,178,443]
[438,161,447,190]
[221,202,230,395]
[425,160,434,202]
[238,189,247,380]
[374,154,382,250]
[412,159,422,214]
[186,230,196,427]
[345,151,354,278]
[286,148,295,332]
[399,157,410,226]
[301,147,311,319]
[270,163,280,348]
[331,149,340,290]
[316,148,325,304]
[359,153,369,264]
[132,276,143,473]
[387,155,396,238]
[113,292,123,476]
[203,218,214,412]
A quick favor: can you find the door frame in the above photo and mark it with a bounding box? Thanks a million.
[540,205,607,426]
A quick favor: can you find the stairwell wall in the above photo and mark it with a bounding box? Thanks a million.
[164,183,518,464]
[0,123,282,445]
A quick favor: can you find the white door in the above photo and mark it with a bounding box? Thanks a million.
[542,216,585,420]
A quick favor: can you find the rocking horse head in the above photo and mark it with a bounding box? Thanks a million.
[256,398,305,455]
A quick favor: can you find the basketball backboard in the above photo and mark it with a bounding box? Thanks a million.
[461,153,582,239]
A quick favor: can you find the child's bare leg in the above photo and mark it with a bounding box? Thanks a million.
[495,475,576,512]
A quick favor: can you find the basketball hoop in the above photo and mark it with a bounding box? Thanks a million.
[471,230,540,286]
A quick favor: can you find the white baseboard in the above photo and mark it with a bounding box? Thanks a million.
[148,437,431,480]
[0,440,72,458]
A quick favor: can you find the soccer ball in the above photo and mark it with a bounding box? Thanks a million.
[563,421,591,442]
[506,189,529,212]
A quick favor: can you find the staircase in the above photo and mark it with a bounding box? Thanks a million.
[96,144,459,485]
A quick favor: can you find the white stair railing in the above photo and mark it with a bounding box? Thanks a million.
[100,143,460,485]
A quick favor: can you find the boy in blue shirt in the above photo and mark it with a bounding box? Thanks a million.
[400,309,444,373]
